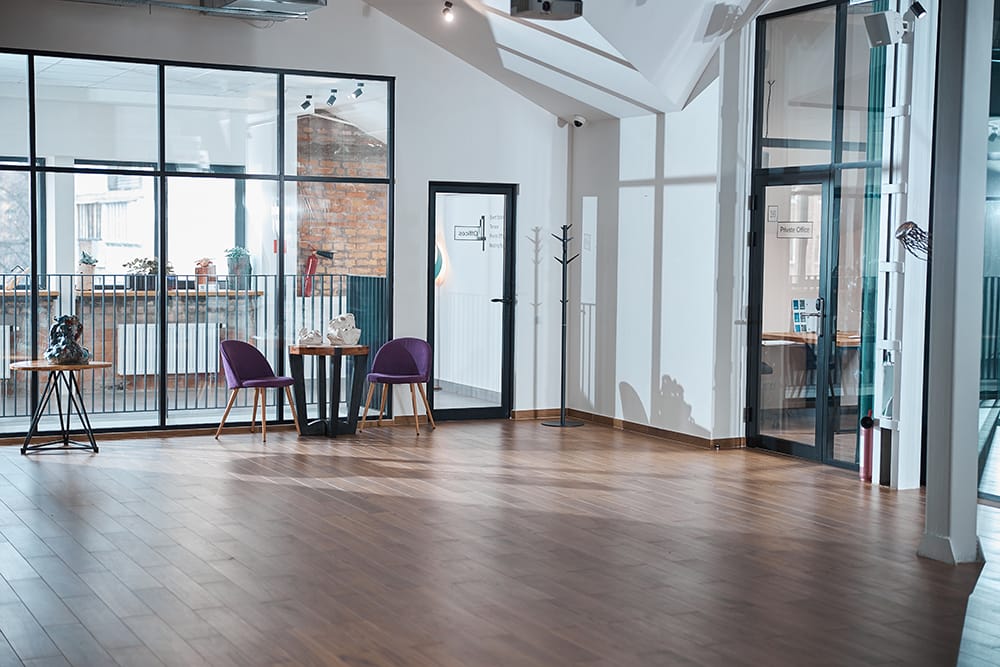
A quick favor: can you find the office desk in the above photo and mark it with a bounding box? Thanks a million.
[10,360,111,454]
[762,331,861,348]
[288,345,369,436]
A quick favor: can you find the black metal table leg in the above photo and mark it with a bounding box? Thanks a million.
[289,351,324,436]
[66,371,99,452]
[316,356,327,424]
[338,352,368,435]
[328,352,343,436]
[22,370,99,454]
[21,372,58,454]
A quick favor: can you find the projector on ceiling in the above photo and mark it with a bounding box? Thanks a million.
[510,0,582,21]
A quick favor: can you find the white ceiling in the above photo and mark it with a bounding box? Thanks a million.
[2,0,799,127]
[363,0,777,121]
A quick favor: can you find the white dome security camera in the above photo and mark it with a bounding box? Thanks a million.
[572,114,587,128]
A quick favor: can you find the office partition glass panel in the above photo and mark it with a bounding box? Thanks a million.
[843,4,887,164]
[165,177,278,425]
[758,183,826,452]
[0,170,32,430]
[165,66,278,174]
[0,51,393,436]
[284,76,388,178]
[40,171,160,429]
[980,13,1000,496]
[73,172,157,281]
[34,57,158,168]
[0,54,29,162]
[283,179,388,359]
[759,7,836,168]
[166,176,238,277]
[830,169,877,465]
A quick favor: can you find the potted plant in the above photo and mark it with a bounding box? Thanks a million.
[225,247,252,289]
[123,256,173,291]
[77,251,98,291]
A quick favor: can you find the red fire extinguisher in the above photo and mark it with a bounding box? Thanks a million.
[860,410,874,483]
[303,252,319,297]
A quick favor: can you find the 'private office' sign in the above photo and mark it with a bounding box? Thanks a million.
[776,221,813,239]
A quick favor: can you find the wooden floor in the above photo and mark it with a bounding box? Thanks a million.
[0,419,991,666]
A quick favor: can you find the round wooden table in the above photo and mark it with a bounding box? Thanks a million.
[10,360,112,454]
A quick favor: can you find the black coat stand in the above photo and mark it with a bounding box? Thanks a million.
[543,224,583,428]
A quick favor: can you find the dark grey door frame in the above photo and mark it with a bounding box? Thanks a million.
[426,181,517,421]
[747,172,839,462]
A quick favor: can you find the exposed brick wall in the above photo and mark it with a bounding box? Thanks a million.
[296,114,387,296]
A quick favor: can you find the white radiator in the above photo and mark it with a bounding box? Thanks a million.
[0,326,10,380]
[116,324,220,375]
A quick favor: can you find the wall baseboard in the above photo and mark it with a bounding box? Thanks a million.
[561,408,745,450]
[511,409,561,421]
[390,415,430,426]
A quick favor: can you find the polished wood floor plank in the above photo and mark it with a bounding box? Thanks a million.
[0,421,994,665]
[0,600,62,661]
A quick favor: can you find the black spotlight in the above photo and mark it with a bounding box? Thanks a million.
[352,82,364,99]
[326,89,337,106]
[909,2,927,19]
[300,94,312,110]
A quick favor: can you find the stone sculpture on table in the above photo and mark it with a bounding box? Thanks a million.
[326,313,362,346]
[44,314,91,365]
[296,328,324,346]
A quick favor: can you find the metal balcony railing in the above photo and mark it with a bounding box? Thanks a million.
[0,272,387,434]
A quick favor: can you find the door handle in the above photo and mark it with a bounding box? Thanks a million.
[490,298,511,304]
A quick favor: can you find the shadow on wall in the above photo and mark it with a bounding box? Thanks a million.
[619,375,710,437]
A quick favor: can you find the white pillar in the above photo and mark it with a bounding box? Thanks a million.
[918,0,990,564]
[894,0,937,490]
[712,30,750,441]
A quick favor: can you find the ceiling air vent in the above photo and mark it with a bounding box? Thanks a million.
[510,0,582,21]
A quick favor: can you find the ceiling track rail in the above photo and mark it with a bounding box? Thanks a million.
[56,0,311,21]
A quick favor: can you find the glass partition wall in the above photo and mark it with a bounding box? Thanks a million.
[747,1,885,468]
[0,51,392,435]
[977,0,1000,499]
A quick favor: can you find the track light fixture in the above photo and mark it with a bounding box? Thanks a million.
[300,94,313,110]
[443,1,454,22]
[326,89,337,106]
[908,2,927,20]
[352,82,364,99]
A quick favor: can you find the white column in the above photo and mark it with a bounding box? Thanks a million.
[918,0,990,564]
[712,30,750,441]
[894,0,937,490]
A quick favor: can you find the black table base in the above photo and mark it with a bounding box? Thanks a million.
[22,370,99,454]
[289,351,369,437]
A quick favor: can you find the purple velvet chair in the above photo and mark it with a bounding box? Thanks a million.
[359,337,436,435]
[215,339,301,442]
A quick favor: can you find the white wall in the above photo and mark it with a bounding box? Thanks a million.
[0,0,566,415]
[569,81,725,439]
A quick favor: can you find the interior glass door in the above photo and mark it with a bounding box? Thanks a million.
[428,182,515,419]
[755,181,832,459]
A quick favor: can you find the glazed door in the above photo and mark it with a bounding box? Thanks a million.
[748,179,836,460]
[427,182,516,420]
